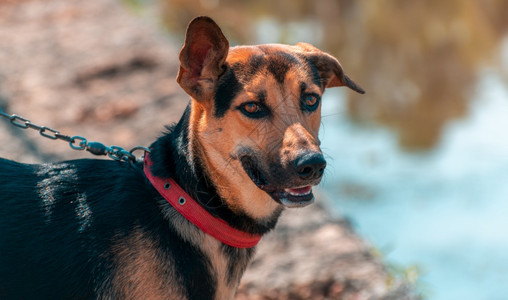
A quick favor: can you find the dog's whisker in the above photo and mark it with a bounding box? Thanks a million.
[321,112,346,118]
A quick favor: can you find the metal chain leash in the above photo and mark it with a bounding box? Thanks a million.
[0,107,150,163]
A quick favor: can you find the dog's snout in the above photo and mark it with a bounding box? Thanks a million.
[295,153,326,180]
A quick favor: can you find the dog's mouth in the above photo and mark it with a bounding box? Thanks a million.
[240,157,314,208]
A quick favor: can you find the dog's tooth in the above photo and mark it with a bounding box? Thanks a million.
[284,187,312,196]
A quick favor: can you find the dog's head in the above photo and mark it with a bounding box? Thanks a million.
[177,17,364,219]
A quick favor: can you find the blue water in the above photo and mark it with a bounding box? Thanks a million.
[319,67,508,299]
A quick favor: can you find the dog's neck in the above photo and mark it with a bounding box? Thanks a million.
[148,104,281,236]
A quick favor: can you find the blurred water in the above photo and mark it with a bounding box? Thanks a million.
[320,64,508,298]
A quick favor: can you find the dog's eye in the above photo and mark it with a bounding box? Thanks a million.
[239,102,269,119]
[304,95,318,106]
[244,103,260,114]
[301,93,321,112]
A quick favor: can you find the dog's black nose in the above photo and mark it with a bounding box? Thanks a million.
[295,152,326,180]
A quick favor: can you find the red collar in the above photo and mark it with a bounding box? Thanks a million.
[143,154,262,248]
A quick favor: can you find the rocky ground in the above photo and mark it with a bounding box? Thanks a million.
[0,0,417,299]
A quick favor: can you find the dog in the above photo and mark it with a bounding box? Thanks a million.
[0,16,364,299]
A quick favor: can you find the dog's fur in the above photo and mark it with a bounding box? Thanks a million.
[0,17,364,299]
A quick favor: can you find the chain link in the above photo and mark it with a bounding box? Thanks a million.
[0,107,149,163]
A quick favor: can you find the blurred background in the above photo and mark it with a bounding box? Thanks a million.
[2,0,508,298]
[154,0,508,299]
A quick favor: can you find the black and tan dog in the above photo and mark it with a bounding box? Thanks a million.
[0,17,364,299]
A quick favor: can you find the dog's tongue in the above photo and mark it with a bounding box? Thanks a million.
[285,186,312,195]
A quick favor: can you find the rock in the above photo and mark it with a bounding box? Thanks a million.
[0,0,418,299]
[236,202,417,300]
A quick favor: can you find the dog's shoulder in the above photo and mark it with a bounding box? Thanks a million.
[0,158,150,205]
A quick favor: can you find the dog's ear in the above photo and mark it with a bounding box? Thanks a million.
[177,17,229,102]
[296,42,365,94]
